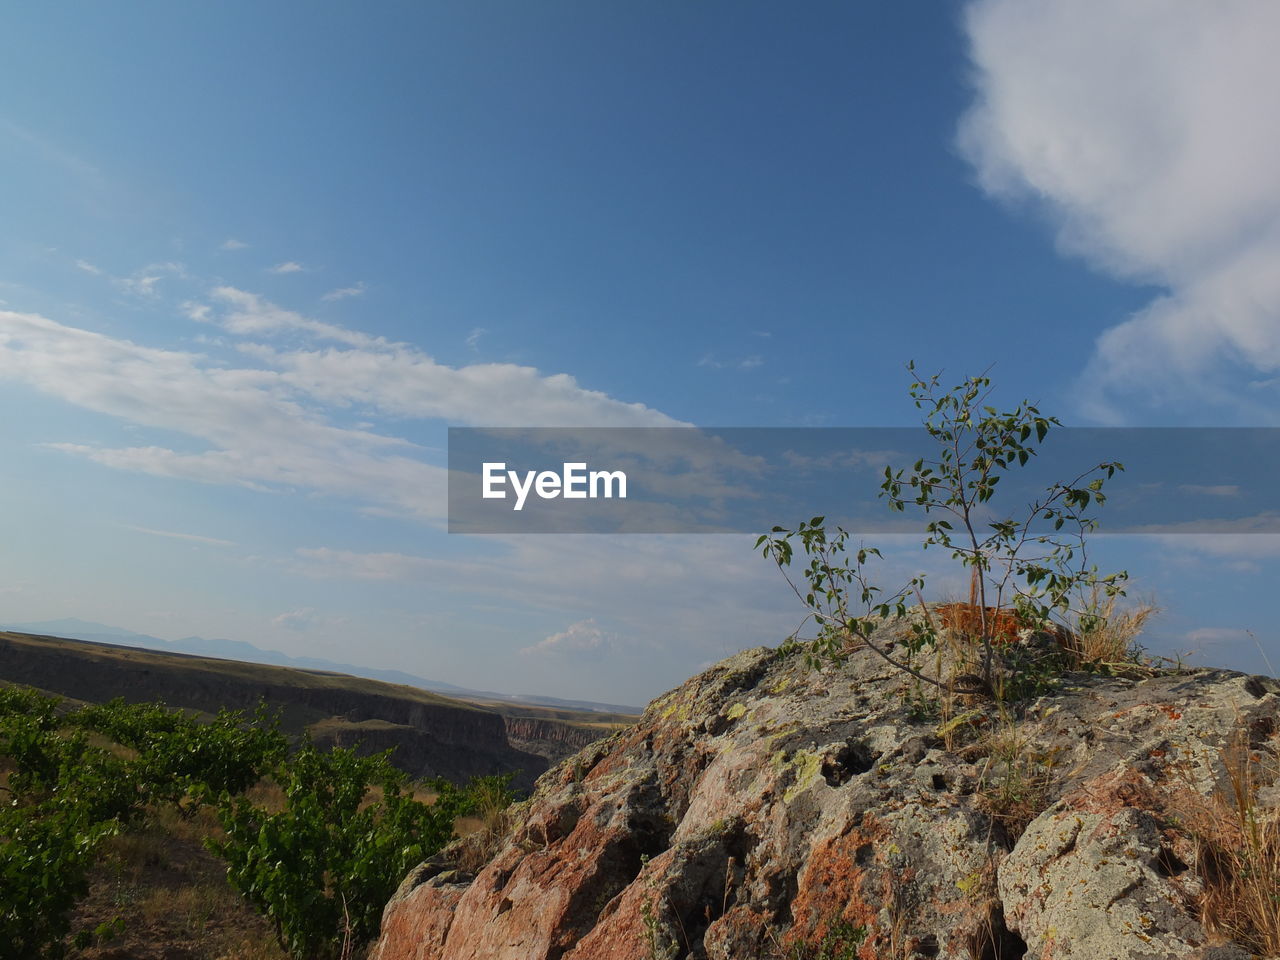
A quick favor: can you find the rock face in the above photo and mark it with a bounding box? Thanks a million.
[371,624,1280,960]
[503,716,626,765]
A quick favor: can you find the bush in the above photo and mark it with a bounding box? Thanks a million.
[0,804,118,960]
[209,744,481,960]
[0,697,128,960]
[0,687,288,956]
[73,698,287,803]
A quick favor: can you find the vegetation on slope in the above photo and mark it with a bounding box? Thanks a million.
[0,685,515,960]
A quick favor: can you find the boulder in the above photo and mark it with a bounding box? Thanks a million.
[371,622,1280,959]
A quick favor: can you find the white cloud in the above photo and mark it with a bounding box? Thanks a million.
[0,307,446,520]
[221,238,248,251]
[192,288,681,427]
[74,259,103,276]
[465,327,486,350]
[262,345,683,427]
[321,282,365,302]
[521,619,618,657]
[0,295,681,521]
[208,286,388,348]
[272,608,318,630]
[268,261,305,274]
[959,0,1280,422]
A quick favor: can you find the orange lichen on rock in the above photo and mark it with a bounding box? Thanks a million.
[936,602,1028,644]
[783,817,888,958]
[936,568,1034,644]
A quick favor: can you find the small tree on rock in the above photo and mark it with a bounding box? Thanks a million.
[758,363,1127,699]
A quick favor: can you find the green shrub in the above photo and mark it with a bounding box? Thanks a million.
[0,804,118,960]
[0,687,288,956]
[73,698,287,802]
[208,744,479,960]
[2,712,140,823]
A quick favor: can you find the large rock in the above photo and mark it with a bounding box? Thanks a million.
[371,622,1280,960]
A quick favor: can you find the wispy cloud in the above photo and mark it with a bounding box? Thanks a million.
[193,288,683,427]
[465,327,487,350]
[220,238,248,251]
[321,282,365,302]
[122,524,235,547]
[208,286,387,348]
[959,0,1280,422]
[271,608,318,630]
[291,547,436,581]
[268,261,305,274]
[117,262,186,298]
[75,259,187,298]
[1178,484,1240,498]
[697,354,764,372]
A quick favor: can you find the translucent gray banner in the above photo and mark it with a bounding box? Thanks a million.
[447,427,1280,534]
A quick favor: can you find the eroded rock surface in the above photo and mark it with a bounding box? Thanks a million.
[371,623,1280,960]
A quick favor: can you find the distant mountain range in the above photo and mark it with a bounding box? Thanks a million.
[1,618,642,715]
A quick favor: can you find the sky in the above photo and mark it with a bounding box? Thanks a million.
[1,0,1279,706]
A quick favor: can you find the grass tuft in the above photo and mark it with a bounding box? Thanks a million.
[1063,588,1157,668]
[1186,732,1280,954]
[971,712,1058,842]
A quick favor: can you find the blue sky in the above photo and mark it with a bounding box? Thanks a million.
[2,1,1278,705]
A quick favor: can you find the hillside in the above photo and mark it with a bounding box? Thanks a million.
[0,630,550,789]
[1,618,643,715]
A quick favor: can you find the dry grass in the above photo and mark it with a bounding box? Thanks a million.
[452,782,520,875]
[69,805,288,960]
[1184,732,1280,955]
[242,778,287,814]
[970,713,1059,842]
[1062,588,1157,667]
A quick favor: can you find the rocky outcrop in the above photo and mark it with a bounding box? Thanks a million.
[371,617,1280,960]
